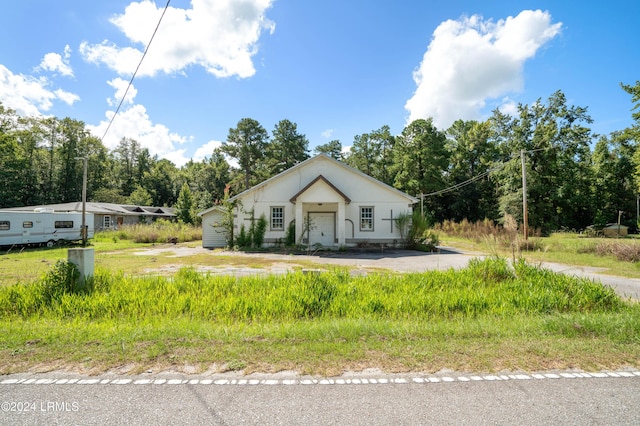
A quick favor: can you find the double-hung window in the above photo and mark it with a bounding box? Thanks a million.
[271,207,284,231]
[360,207,374,231]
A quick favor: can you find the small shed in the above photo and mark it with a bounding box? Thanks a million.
[602,224,628,237]
[198,206,229,248]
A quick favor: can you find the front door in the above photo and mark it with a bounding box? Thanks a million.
[308,213,335,247]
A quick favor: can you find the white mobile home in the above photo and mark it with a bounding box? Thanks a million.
[199,154,418,249]
[0,210,94,247]
[1,202,175,232]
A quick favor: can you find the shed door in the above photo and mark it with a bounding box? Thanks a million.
[203,212,228,248]
[308,213,335,247]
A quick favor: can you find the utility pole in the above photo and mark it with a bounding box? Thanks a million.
[75,156,88,246]
[69,155,93,283]
[521,150,528,241]
[618,210,624,238]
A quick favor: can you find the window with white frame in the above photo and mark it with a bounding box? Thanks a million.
[103,215,111,228]
[360,206,374,231]
[271,207,284,231]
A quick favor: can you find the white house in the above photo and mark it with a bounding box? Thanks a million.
[199,153,418,249]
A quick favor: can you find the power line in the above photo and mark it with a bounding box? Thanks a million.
[100,0,172,143]
[420,157,516,198]
[419,146,549,199]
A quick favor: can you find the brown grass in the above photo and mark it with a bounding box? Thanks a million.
[578,240,640,262]
[435,218,542,251]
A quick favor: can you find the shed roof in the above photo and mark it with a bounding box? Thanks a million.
[0,202,175,217]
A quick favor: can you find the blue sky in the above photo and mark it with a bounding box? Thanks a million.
[1,1,638,166]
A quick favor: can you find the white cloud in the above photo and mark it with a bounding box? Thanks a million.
[163,148,190,167]
[193,139,223,162]
[87,102,187,165]
[79,0,275,78]
[107,78,137,106]
[498,97,518,117]
[405,10,562,129]
[321,129,334,139]
[0,65,79,116]
[36,45,74,77]
[54,89,80,105]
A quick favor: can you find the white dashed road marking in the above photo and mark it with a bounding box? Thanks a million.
[1,371,639,386]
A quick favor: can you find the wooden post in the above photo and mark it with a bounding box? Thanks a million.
[521,150,528,241]
[75,156,88,246]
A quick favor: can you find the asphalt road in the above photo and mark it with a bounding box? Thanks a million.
[2,372,639,425]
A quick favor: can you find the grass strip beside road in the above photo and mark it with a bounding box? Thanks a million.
[1,257,638,376]
[2,315,638,376]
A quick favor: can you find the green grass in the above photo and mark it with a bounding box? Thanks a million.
[440,232,640,278]
[0,257,638,375]
[93,220,202,244]
[0,241,307,286]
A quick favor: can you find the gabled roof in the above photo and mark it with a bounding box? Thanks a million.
[197,205,226,217]
[289,175,351,204]
[230,153,418,204]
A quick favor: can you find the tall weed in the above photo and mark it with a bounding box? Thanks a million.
[581,240,640,262]
[0,258,624,322]
[436,218,542,250]
[95,220,202,244]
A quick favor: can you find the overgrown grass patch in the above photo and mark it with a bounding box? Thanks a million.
[1,257,638,375]
[94,220,202,244]
[581,240,640,262]
[0,258,623,320]
[440,231,640,278]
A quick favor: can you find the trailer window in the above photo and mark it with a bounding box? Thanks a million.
[54,221,74,229]
[23,221,33,228]
[0,221,9,231]
[103,216,111,228]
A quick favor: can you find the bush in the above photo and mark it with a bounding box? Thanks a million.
[406,211,438,251]
[236,224,251,248]
[252,214,267,248]
[41,260,82,301]
[285,220,296,246]
[235,213,268,250]
[413,230,439,252]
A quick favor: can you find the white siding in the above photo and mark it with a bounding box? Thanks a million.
[233,155,416,247]
[201,210,228,248]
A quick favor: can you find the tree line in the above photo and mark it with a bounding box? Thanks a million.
[1,83,639,232]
